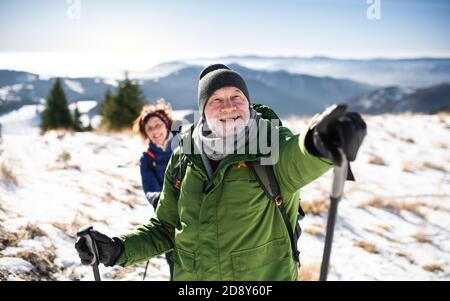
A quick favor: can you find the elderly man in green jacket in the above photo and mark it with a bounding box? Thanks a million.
[75,64,366,281]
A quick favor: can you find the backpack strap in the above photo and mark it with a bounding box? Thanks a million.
[171,154,189,200]
[145,150,156,159]
[169,153,303,263]
[246,160,302,263]
[144,150,156,170]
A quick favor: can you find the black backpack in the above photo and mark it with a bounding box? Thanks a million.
[171,104,304,263]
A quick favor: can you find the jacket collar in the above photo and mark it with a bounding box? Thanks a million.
[178,117,281,177]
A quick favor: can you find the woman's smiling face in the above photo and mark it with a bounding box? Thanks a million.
[144,116,168,145]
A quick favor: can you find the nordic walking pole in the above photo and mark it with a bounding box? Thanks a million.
[77,225,102,281]
[319,149,348,281]
[143,260,150,281]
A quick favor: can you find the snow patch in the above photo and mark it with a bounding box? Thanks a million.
[102,78,119,87]
[69,100,97,114]
[0,257,34,274]
[64,79,84,94]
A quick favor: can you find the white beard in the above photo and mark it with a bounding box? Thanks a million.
[205,116,249,137]
[193,108,259,163]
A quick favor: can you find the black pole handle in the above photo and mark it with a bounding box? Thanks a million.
[77,225,102,281]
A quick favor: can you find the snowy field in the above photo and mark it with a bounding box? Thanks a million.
[0,105,449,281]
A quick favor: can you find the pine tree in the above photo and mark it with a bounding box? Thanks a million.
[100,76,146,130]
[100,90,115,128]
[40,78,73,132]
[71,104,83,132]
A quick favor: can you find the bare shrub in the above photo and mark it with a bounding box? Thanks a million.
[131,183,142,190]
[51,214,86,239]
[0,223,59,281]
[421,161,446,172]
[60,265,83,281]
[298,262,321,281]
[125,187,139,196]
[387,130,397,138]
[303,228,322,236]
[81,201,94,208]
[364,227,398,243]
[368,154,386,165]
[16,248,58,280]
[401,162,417,173]
[130,220,143,227]
[1,162,18,186]
[0,225,20,251]
[376,224,391,232]
[422,264,444,273]
[63,164,81,171]
[84,213,107,224]
[101,192,114,203]
[57,150,71,163]
[0,223,47,251]
[301,198,329,216]
[403,137,415,144]
[358,197,425,218]
[0,268,9,281]
[109,266,138,280]
[120,198,144,209]
[357,197,384,209]
[53,150,81,171]
[18,223,47,240]
[354,241,379,254]
[411,232,433,244]
[396,252,415,264]
[437,142,448,149]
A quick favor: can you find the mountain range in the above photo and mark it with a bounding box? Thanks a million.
[0,64,374,117]
[1,56,450,117]
[349,84,450,114]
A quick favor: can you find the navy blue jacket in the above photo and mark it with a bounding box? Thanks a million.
[139,137,175,206]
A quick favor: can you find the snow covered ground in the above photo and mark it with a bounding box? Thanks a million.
[285,114,450,281]
[0,106,449,281]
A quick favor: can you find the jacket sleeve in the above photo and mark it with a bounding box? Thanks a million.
[274,125,333,194]
[116,150,181,267]
[140,154,162,205]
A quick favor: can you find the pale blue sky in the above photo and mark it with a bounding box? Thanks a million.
[1,0,449,76]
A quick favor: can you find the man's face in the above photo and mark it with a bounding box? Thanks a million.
[204,86,250,137]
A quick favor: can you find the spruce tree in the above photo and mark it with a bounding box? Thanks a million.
[100,76,146,130]
[71,104,83,132]
[40,78,73,132]
[100,90,115,128]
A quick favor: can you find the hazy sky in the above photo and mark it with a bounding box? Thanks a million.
[1,0,449,77]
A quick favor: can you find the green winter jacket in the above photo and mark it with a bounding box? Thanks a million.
[117,116,331,281]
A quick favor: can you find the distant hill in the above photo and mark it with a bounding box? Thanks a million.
[178,56,450,88]
[1,64,373,117]
[137,64,373,116]
[3,55,449,117]
[348,84,450,114]
[0,73,117,115]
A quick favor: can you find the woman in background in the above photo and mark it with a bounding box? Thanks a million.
[132,99,177,280]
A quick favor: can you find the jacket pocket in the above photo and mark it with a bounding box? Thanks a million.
[173,247,195,272]
[231,237,294,280]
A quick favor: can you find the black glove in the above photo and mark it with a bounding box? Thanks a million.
[305,104,367,166]
[75,230,124,267]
